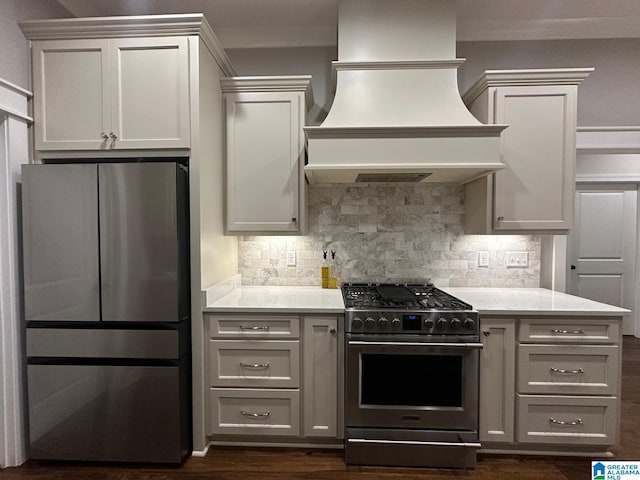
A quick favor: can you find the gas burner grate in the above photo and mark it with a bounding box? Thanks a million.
[342,283,472,311]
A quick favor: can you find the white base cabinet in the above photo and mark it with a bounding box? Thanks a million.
[463,69,592,234]
[303,316,338,438]
[209,388,300,437]
[205,313,342,444]
[479,316,622,454]
[516,394,617,446]
[479,318,516,444]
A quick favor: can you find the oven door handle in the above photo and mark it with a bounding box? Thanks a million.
[348,439,482,448]
[347,341,484,349]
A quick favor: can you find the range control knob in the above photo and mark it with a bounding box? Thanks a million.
[463,317,476,330]
[378,317,389,329]
[424,318,435,330]
[391,317,401,329]
[351,317,363,330]
[450,318,461,330]
[437,317,448,329]
[364,317,376,330]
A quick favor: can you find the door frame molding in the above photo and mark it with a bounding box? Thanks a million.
[0,77,31,467]
[559,126,640,337]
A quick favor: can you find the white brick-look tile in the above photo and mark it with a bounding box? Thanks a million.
[238,183,541,287]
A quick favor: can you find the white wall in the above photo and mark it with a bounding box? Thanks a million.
[458,39,640,127]
[0,0,71,89]
[226,46,336,125]
[0,79,31,467]
[0,2,70,467]
[227,39,640,128]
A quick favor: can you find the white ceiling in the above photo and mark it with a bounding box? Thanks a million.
[55,0,640,49]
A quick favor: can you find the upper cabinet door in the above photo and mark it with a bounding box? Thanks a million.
[492,85,577,231]
[225,91,303,233]
[463,69,592,235]
[31,37,190,152]
[32,39,110,150]
[109,37,190,149]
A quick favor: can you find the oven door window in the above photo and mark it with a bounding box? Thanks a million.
[360,353,462,407]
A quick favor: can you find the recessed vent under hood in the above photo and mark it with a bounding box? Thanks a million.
[304,0,508,184]
[356,173,431,183]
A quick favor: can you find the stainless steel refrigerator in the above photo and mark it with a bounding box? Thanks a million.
[21,161,191,464]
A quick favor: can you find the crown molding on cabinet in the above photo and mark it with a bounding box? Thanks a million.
[462,68,595,106]
[19,13,236,76]
[220,76,314,111]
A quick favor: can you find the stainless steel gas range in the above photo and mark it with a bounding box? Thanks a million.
[342,283,482,469]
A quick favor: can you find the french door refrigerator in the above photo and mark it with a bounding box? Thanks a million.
[21,161,191,464]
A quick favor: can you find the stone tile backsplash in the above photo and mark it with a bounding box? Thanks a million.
[239,183,541,287]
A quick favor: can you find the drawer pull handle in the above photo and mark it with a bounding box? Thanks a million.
[241,410,271,418]
[240,325,270,331]
[240,362,270,369]
[551,329,585,335]
[549,417,583,426]
[550,367,585,375]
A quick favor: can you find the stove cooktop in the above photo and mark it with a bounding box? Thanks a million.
[341,283,478,335]
[342,283,472,311]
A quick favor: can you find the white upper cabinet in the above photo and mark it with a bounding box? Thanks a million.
[463,69,593,234]
[31,36,190,151]
[222,76,313,235]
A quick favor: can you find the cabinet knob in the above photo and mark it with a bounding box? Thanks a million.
[109,132,118,139]
[482,330,491,336]
[496,216,504,222]
[329,328,337,336]
[100,132,109,139]
[291,217,297,223]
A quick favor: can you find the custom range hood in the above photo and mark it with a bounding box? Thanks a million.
[304,0,507,184]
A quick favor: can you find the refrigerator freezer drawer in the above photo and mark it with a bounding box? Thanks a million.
[28,361,189,463]
[27,328,180,359]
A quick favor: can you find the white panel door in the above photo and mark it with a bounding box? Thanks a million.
[32,39,110,150]
[110,37,190,149]
[568,185,637,334]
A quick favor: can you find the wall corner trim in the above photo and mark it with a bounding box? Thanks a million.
[577,126,640,154]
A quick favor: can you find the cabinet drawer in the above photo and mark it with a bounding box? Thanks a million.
[517,394,617,445]
[519,318,620,344]
[208,315,300,339]
[518,345,618,395]
[209,388,300,436]
[209,340,300,388]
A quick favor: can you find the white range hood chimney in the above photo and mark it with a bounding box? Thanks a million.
[304,0,507,184]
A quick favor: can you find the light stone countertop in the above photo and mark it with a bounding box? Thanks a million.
[203,286,345,314]
[204,285,629,317]
[444,287,630,317]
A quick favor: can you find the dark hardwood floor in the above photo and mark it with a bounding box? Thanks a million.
[3,336,639,480]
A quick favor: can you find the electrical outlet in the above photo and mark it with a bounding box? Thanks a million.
[506,251,528,268]
[477,251,489,267]
[286,250,296,266]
